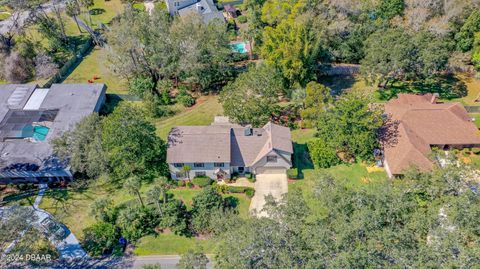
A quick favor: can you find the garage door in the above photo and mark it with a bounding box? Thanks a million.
[255,167,286,174]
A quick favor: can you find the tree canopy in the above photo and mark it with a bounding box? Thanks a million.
[220,64,284,127]
[107,7,231,92]
[102,103,168,180]
[308,91,383,167]
[215,165,480,268]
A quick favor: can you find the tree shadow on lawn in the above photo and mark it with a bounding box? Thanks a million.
[293,142,314,179]
[378,75,467,101]
[42,185,91,215]
[317,75,357,96]
[89,8,106,15]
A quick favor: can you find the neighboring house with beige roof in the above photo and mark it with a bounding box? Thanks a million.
[166,117,293,180]
[382,93,480,178]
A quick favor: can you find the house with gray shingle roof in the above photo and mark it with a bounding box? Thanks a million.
[165,0,224,24]
[167,117,293,180]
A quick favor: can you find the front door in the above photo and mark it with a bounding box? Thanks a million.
[238,167,244,174]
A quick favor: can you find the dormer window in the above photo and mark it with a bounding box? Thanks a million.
[267,156,277,163]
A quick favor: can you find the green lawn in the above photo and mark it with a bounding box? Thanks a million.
[64,0,125,36]
[290,127,388,217]
[155,95,224,139]
[0,12,10,21]
[63,46,128,93]
[134,234,216,255]
[170,188,250,218]
[38,180,249,254]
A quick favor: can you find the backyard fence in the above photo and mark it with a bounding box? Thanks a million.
[42,38,94,88]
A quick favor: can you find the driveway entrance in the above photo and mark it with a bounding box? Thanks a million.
[249,168,288,217]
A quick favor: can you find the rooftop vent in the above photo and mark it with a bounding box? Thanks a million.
[244,128,252,136]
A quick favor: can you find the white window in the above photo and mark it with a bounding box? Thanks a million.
[214,162,224,167]
[175,172,184,178]
[174,163,184,168]
[267,156,277,163]
[194,163,204,168]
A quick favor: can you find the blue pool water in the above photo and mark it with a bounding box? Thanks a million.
[20,125,50,141]
[231,42,248,53]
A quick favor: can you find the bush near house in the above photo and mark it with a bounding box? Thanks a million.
[192,176,214,187]
[237,15,247,24]
[287,168,298,179]
[226,186,255,198]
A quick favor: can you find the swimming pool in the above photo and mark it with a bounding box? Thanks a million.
[230,42,248,54]
[20,125,50,141]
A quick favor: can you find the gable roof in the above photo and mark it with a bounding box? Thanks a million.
[167,121,293,165]
[383,94,480,175]
[176,0,224,24]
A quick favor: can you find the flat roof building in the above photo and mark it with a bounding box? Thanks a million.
[0,84,106,183]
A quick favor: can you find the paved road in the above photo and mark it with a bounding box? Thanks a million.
[249,168,288,217]
[131,255,213,269]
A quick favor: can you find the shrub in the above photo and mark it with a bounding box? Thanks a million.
[226,186,246,193]
[176,87,196,107]
[186,181,194,188]
[192,176,214,187]
[177,94,196,107]
[116,206,159,242]
[231,172,239,180]
[226,186,255,197]
[237,15,247,24]
[473,148,480,155]
[245,172,252,179]
[177,180,186,187]
[287,168,298,179]
[83,222,121,256]
[215,183,228,194]
[245,188,255,198]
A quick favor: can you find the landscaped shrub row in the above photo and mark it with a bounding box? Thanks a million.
[192,176,214,187]
[225,186,255,198]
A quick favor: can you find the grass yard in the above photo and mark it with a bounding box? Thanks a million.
[38,179,249,254]
[63,46,128,93]
[155,95,224,139]
[63,0,125,36]
[0,12,10,21]
[134,234,216,255]
[170,188,250,218]
[289,128,388,217]
[470,113,480,128]
[451,74,480,106]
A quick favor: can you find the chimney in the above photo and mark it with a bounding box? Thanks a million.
[244,128,253,136]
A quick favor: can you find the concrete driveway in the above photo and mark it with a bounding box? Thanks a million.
[249,168,288,217]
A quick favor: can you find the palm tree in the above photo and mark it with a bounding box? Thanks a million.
[146,186,163,215]
[66,0,82,34]
[182,165,191,180]
[124,176,144,207]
